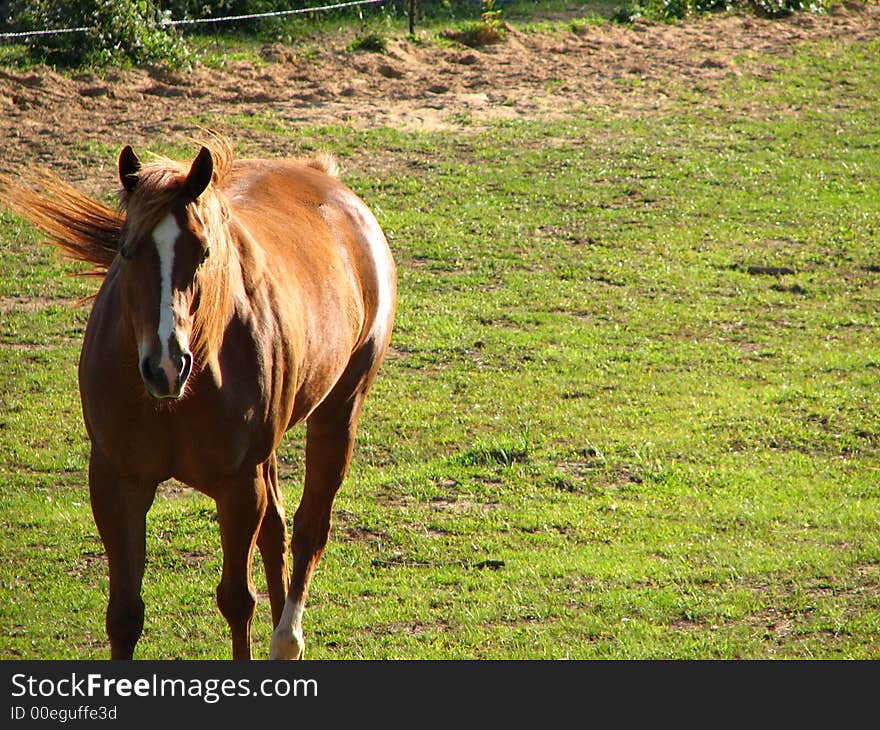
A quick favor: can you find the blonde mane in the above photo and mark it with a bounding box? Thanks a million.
[119,133,234,247]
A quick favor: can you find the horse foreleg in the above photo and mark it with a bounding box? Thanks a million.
[88,448,156,660]
[215,466,268,660]
[269,393,365,660]
[256,452,289,627]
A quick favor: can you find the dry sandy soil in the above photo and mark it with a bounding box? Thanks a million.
[1,3,879,189]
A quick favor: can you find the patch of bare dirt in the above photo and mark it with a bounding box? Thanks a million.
[0,3,878,191]
[0,294,75,313]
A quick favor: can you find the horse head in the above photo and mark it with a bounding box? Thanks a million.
[117,145,215,399]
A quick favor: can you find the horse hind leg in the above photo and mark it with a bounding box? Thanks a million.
[215,465,268,660]
[270,390,367,660]
[257,452,289,628]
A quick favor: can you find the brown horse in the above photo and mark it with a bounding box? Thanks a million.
[0,135,396,659]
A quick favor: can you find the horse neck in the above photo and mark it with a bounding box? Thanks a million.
[190,216,235,368]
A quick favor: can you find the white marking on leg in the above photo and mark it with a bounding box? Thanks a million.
[269,596,306,660]
[152,214,188,390]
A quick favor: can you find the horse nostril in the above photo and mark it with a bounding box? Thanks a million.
[140,350,190,399]
[141,356,156,383]
[180,352,193,381]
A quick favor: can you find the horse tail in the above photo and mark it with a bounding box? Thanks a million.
[0,171,122,278]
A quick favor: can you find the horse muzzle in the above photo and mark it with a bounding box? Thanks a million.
[140,349,193,399]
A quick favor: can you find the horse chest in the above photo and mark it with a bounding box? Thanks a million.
[166,389,277,487]
[84,377,272,488]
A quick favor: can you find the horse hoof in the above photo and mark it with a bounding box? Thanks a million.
[269,628,304,660]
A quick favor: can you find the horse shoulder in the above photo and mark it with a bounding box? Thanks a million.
[79,267,174,479]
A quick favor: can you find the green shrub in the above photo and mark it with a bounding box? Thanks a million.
[748,0,828,17]
[611,0,829,22]
[347,30,388,53]
[10,0,190,67]
[440,0,506,47]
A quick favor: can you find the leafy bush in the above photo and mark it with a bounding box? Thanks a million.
[347,30,388,53]
[9,0,190,66]
[611,0,829,22]
[748,0,829,17]
[440,0,506,47]
[158,0,277,21]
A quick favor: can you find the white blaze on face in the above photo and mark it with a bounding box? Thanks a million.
[152,213,189,388]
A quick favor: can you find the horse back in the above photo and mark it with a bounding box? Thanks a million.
[226,158,395,346]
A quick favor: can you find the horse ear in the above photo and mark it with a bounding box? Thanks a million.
[185,146,213,202]
[119,145,141,192]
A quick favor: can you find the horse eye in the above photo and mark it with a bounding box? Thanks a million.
[200,248,210,264]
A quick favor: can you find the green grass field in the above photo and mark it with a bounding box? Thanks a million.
[1,15,878,659]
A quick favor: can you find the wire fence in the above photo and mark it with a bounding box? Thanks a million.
[0,0,405,42]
